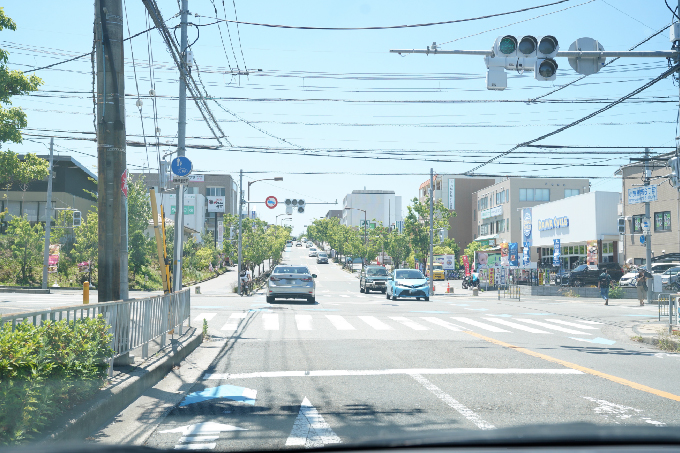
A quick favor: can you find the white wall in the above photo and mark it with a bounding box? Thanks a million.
[342,191,402,228]
[530,191,620,247]
[159,193,206,237]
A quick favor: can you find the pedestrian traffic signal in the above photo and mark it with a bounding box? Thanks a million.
[73,210,82,227]
[618,218,625,235]
[485,35,559,90]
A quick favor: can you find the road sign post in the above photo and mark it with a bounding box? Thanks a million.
[266,196,278,209]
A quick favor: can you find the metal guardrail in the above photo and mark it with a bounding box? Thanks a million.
[0,289,191,375]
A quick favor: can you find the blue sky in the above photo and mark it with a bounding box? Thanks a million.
[3,0,677,234]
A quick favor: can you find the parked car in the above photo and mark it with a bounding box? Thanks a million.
[360,265,389,294]
[661,266,680,289]
[642,263,680,274]
[316,252,329,264]
[568,263,623,287]
[267,265,317,303]
[296,242,302,247]
[619,272,639,287]
[309,248,318,257]
[386,269,430,301]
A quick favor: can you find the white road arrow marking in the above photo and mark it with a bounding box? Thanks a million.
[160,422,247,435]
[285,397,341,448]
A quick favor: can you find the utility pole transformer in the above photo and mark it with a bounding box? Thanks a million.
[96,0,128,302]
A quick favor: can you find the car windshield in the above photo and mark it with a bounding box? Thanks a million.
[395,270,425,279]
[318,253,327,257]
[572,265,588,272]
[367,267,388,276]
[274,266,310,274]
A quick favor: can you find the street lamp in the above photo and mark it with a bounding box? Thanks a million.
[280,217,292,226]
[248,177,283,219]
[344,207,367,268]
[276,214,290,225]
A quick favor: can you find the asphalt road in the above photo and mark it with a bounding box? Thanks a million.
[92,244,680,450]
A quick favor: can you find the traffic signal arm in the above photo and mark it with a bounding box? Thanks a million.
[389,49,679,58]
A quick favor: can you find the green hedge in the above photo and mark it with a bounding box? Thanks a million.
[0,316,113,445]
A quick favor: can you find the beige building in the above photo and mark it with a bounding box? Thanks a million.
[617,155,680,265]
[418,175,497,249]
[472,178,591,246]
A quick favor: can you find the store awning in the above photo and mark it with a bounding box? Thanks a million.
[474,234,498,242]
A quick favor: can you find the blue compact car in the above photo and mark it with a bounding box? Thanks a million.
[386,269,430,301]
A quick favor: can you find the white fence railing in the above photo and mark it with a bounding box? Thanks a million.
[0,289,191,375]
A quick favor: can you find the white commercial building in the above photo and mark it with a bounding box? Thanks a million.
[342,190,402,229]
[524,191,620,271]
[157,193,206,242]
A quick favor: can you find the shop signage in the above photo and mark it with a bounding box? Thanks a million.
[188,174,204,182]
[522,241,531,265]
[481,205,503,219]
[628,185,657,204]
[553,239,561,267]
[170,205,195,215]
[477,238,496,247]
[522,208,532,240]
[448,178,455,210]
[509,243,519,267]
[538,216,569,231]
[208,196,225,213]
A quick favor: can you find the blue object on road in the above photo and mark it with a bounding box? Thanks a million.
[171,156,193,176]
[180,384,257,406]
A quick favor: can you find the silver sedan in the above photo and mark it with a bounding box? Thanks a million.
[267,265,317,303]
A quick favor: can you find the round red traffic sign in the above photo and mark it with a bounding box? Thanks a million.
[265,196,278,209]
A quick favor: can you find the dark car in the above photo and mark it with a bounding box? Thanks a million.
[360,265,389,294]
[568,263,623,287]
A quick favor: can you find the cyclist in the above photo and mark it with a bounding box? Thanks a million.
[239,267,252,296]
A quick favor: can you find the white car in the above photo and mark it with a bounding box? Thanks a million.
[267,265,317,303]
[309,248,318,257]
[619,272,638,287]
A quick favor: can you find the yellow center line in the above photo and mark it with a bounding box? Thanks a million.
[463,330,680,402]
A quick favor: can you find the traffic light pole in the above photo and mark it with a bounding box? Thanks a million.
[644,148,653,308]
[238,169,243,296]
[172,0,188,292]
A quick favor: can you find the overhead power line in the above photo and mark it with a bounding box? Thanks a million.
[465,62,680,175]
[193,0,570,30]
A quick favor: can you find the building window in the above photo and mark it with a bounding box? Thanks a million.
[473,210,476,221]
[632,214,644,233]
[496,192,500,205]
[506,218,509,231]
[654,211,671,231]
[535,189,549,201]
[206,187,226,197]
[519,189,532,201]
[23,202,38,222]
[565,189,579,198]
[505,189,509,202]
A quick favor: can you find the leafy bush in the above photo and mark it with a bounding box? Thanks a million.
[608,283,624,299]
[0,316,113,445]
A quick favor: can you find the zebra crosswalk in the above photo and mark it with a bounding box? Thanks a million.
[193,311,603,339]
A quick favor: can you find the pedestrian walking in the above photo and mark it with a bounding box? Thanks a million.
[636,268,651,306]
[598,268,612,305]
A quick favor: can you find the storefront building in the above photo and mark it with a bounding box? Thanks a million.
[526,191,620,271]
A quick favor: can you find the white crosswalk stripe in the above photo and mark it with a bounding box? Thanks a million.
[358,316,393,330]
[295,314,313,330]
[193,313,217,323]
[515,318,592,335]
[263,313,279,330]
[325,315,355,330]
[220,313,249,330]
[420,317,463,331]
[483,318,551,334]
[389,316,429,330]
[544,319,599,330]
[450,317,510,333]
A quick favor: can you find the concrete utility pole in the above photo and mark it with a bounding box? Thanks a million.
[41,137,53,290]
[172,0,189,292]
[644,147,653,307]
[96,0,128,302]
[238,169,243,295]
[429,168,434,293]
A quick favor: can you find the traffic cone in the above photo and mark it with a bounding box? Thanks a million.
[447,281,451,293]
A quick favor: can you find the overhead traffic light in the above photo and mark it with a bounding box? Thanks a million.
[485,35,559,90]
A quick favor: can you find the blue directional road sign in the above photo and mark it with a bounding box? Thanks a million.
[171,156,193,177]
[640,235,646,245]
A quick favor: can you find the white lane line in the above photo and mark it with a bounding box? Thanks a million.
[577,320,603,324]
[358,316,393,330]
[410,374,495,430]
[325,315,355,330]
[193,313,217,323]
[420,317,463,331]
[515,318,592,335]
[286,397,341,448]
[544,319,599,330]
[482,318,551,334]
[263,313,279,330]
[203,368,582,380]
[450,317,510,333]
[178,436,219,443]
[295,315,313,331]
[174,444,216,450]
[339,295,350,298]
[389,316,429,330]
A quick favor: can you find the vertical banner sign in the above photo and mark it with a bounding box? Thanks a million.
[462,255,470,276]
[489,268,495,287]
[522,207,532,265]
[500,268,506,286]
[217,220,224,243]
[500,242,509,266]
[48,244,60,273]
[509,242,519,267]
[553,239,561,267]
[448,178,455,210]
[586,240,599,267]
[476,252,488,269]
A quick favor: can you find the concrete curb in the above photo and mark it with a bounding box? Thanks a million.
[0,288,50,294]
[41,328,203,443]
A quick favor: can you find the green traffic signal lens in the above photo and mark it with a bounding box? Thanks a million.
[499,36,517,55]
